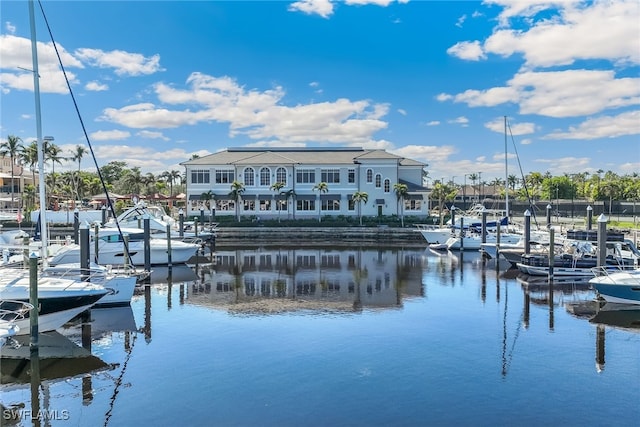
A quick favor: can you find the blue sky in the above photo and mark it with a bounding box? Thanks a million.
[1,0,638,184]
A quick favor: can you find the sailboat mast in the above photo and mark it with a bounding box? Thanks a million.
[504,115,509,220]
[29,0,48,262]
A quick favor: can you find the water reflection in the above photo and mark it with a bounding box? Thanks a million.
[188,246,426,313]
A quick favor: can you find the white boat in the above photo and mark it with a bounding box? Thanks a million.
[415,205,508,245]
[41,262,137,307]
[0,274,108,335]
[0,300,32,341]
[104,203,217,243]
[589,268,640,305]
[47,226,200,267]
[444,230,522,251]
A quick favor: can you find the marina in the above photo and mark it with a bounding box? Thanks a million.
[1,243,638,426]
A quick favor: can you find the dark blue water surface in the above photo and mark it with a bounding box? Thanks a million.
[1,245,638,427]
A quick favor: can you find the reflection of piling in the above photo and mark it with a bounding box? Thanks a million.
[523,289,530,329]
[144,285,151,343]
[29,252,39,348]
[180,284,185,305]
[29,347,41,427]
[481,270,486,303]
[495,223,501,272]
[81,312,93,405]
[596,324,605,372]
[548,282,554,331]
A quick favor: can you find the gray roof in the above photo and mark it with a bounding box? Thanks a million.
[181,147,426,167]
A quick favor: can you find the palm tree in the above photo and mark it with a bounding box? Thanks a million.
[312,181,329,222]
[352,191,368,226]
[282,189,296,220]
[270,182,285,222]
[120,167,143,196]
[20,141,39,191]
[393,183,409,227]
[70,145,87,205]
[229,180,245,222]
[0,135,23,208]
[44,141,65,177]
[430,182,458,227]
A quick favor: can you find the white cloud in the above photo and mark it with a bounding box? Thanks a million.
[485,117,536,135]
[448,116,469,126]
[85,81,108,91]
[288,0,335,18]
[543,110,640,140]
[397,109,407,116]
[89,129,131,141]
[75,48,164,76]
[5,22,16,34]
[442,69,640,119]
[425,121,440,126]
[99,72,391,146]
[0,35,82,94]
[456,14,467,28]
[136,130,169,141]
[484,0,639,67]
[447,40,486,61]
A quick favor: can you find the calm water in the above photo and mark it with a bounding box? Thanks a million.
[1,245,638,427]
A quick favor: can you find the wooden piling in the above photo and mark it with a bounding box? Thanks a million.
[29,252,39,348]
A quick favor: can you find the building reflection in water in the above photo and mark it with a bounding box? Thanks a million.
[188,246,426,313]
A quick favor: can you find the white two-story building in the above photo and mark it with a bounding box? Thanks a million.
[180,147,429,220]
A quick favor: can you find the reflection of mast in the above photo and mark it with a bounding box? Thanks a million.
[104,332,137,427]
[523,287,530,329]
[501,283,522,377]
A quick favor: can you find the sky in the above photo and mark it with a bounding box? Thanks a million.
[1,0,639,185]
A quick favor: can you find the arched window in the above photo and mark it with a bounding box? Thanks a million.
[384,179,390,193]
[366,169,373,183]
[244,167,255,186]
[375,174,382,188]
[276,167,287,185]
[260,167,270,186]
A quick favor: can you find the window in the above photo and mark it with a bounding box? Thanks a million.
[348,199,356,211]
[321,169,340,183]
[375,174,382,188]
[276,199,287,211]
[321,199,340,211]
[244,168,255,186]
[296,199,315,211]
[215,199,235,211]
[366,169,373,183]
[296,169,315,183]
[384,179,390,193]
[191,169,210,184]
[348,169,355,184]
[260,167,270,186]
[215,170,234,184]
[259,199,271,211]
[405,199,422,210]
[276,167,287,185]
[243,199,255,211]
